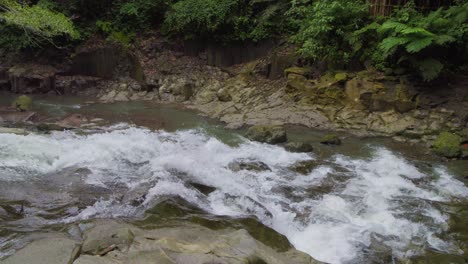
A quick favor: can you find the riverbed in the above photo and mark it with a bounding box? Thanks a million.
[0,94,467,264]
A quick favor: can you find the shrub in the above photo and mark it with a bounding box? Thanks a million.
[291,0,370,68]
[374,2,468,81]
[162,0,290,43]
[0,0,80,48]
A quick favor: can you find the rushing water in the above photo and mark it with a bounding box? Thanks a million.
[0,97,467,264]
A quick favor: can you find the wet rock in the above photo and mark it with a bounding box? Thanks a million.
[37,123,68,132]
[228,159,271,172]
[394,100,415,113]
[189,182,217,195]
[0,126,29,135]
[2,236,80,264]
[11,95,33,111]
[73,255,120,264]
[246,125,287,144]
[286,74,311,94]
[284,67,311,77]
[8,64,57,94]
[55,75,101,95]
[320,134,342,145]
[216,87,232,102]
[0,110,36,123]
[82,222,135,255]
[290,160,318,175]
[285,142,314,153]
[57,114,89,128]
[127,224,317,264]
[432,132,462,158]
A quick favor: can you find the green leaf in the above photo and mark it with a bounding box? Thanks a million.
[416,58,443,81]
[405,37,433,53]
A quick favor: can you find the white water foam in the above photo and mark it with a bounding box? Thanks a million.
[0,127,467,263]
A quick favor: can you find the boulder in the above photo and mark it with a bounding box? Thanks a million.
[0,110,36,123]
[216,88,232,102]
[334,72,348,82]
[228,159,271,172]
[56,114,89,128]
[246,125,287,144]
[2,236,80,264]
[82,222,135,255]
[394,100,415,113]
[320,134,342,145]
[284,67,311,77]
[286,74,313,95]
[285,142,314,153]
[290,160,318,175]
[11,95,33,111]
[8,64,57,94]
[432,132,462,158]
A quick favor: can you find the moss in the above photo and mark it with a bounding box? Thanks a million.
[334,72,347,82]
[432,132,462,158]
[320,134,341,145]
[246,125,287,144]
[284,67,310,77]
[11,95,32,111]
[290,160,318,175]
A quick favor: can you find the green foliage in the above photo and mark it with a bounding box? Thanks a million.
[373,2,468,81]
[163,0,289,43]
[96,20,135,47]
[0,0,79,48]
[113,0,172,31]
[291,0,370,67]
[433,132,462,158]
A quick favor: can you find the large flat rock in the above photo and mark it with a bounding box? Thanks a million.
[2,236,80,264]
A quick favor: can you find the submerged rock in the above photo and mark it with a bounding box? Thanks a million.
[290,160,318,175]
[319,134,342,145]
[228,159,271,172]
[285,142,314,153]
[11,95,33,111]
[246,125,287,144]
[0,110,36,123]
[432,132,462,158]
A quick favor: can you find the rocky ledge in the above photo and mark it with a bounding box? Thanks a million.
[2,220,321,264]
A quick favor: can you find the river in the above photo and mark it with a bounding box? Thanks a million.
[0,94,467,264]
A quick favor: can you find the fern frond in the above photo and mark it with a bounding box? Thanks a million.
[378,21,408,34]
[379,37,409,55]
[434,34,456,45]
[405,37,433,53]
[401,27,434,37]
[416,58,443,81]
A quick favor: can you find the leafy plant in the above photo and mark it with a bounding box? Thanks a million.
[291,0,370,68]
[162,0,290,43]
[0,0,80,48]
[374,2,468,81]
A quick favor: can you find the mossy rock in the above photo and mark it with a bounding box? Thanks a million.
[320,134,342,145]
[290,160,318,175]
[285,142,314,153]
[432,132,462,158]
[11,95,32,111]
[286,73,311,94]
[284,67,310,77]
[246,125,287,144]
[334,72,348,82]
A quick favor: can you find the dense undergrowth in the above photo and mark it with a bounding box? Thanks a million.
[0,0,467,81]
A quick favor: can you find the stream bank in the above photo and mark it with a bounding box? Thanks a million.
[1,40,466,159]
